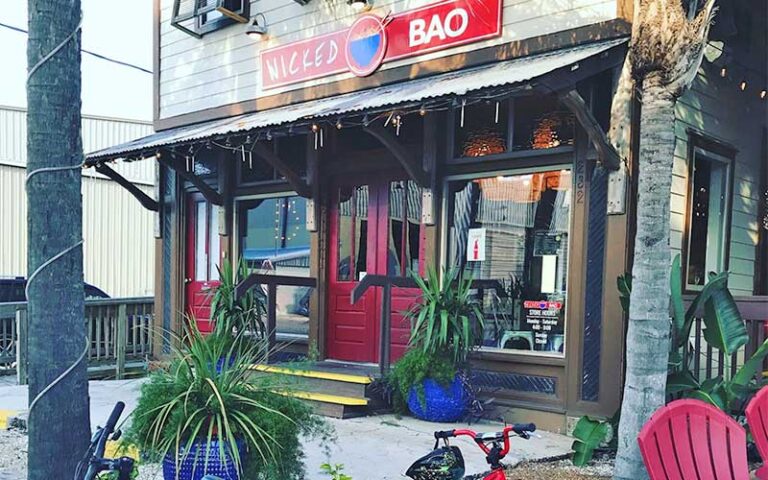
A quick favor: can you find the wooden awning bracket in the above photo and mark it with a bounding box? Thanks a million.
[363,123,430,187]
[157,154,224,206]
[251,142,312,198]
[94,162,160,212]
[559,89,623,171]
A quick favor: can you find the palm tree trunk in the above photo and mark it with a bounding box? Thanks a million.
[26,1,90,478]
[614,73,676,480]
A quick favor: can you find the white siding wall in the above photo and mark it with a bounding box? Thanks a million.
[159,0,619,119]
[670,65,764,296]
[0,107,156,298]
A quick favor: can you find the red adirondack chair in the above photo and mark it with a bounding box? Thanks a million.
[638,399,751,480]
[746,386,768,479]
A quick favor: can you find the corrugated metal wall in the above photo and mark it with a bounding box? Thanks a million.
[0,106,156,297]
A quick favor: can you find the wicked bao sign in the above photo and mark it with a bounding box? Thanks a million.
[261,0,503,89]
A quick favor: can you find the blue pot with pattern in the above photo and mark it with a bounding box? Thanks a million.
[407,376,470,423]
[162,438,246,480]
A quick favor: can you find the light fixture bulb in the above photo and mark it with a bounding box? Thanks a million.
[348,0,368,11]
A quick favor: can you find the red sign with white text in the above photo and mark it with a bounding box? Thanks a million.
[261,0,502,89]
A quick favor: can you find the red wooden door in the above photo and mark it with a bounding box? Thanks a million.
[185,194,221,334]
[327,178,424,363]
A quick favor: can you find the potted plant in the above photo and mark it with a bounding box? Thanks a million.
[126,325,328,480]
[390,267,483,422]
[210,258,267,343]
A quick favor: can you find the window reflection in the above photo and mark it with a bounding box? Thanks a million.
[238,196,312,337]
[337,186,369,282]
[685,149,730,288]
[448,169,571,355]
[388,181,422,276]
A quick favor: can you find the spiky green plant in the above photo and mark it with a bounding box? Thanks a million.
[210,258,267,343]
[405,266,483,364]
[126,324,327,479]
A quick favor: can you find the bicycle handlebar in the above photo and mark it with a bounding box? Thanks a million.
[433,423,537,460]
[512,423,536,435]
[105,402,125,434]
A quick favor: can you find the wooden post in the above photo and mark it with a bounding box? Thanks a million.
[16,309,28,385]
[116,304,127,380]
[380,284,392,377]
[266,285,277,362]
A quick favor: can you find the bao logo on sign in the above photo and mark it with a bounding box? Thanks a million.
[345,14,388,77]
[260,0,503,89]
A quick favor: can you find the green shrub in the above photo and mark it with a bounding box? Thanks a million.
[125,326,331,479]
[388,349,457,412]
[320,463,353,480]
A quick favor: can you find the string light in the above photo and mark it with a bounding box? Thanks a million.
[761,89,767,100]
[336,119,343,130]
[419,105,427,116]
[720,66,727,78]
[739,79,748,91]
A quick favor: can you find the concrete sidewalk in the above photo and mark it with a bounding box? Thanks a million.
[0,378,573,479]
[302,414,572,479]
[0,377,145,431]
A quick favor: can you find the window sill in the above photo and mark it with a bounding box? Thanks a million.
[470,349,566,366]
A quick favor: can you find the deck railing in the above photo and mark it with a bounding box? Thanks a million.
[684,295,768,382]
[0,297,154,382]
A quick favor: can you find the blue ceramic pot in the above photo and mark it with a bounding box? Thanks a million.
[407,376,469,423]
[162,438,245,480]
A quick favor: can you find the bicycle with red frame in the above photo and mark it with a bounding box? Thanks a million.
[405,423,537,480]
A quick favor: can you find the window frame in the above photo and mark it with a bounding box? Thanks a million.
[440,161,574,359]
[681,131,737,293]
[233,191,312,341]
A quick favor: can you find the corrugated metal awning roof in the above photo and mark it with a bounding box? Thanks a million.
[86,38,627,163]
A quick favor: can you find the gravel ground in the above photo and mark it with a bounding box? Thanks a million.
[506,456,613,480]
[0,430,26,480]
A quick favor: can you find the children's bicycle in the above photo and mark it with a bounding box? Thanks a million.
[406,423,536,480]
[76,401,135,480]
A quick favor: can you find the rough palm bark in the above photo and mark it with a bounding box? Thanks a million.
[26,1,90,479]
[613,1,715,479]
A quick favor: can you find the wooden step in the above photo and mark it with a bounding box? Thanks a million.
[275,390,369,419]
[250,363,377,418]
[250,364,372,398]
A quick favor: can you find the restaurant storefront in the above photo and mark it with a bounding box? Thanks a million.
[84,0,768,430]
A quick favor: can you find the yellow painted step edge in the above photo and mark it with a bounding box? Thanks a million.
[251,364,373,385]
[0,410,17,430]
[274,390,369,406]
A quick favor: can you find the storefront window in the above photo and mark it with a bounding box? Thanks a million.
[237,195,312,337]
[447,169,572,355]
[388,181,422,276]
[685,147,731,288]
[337,186,369,282]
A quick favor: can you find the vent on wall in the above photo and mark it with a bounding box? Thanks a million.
[171,0,249,38]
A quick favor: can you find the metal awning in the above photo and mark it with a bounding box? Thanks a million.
[86,38,627,164]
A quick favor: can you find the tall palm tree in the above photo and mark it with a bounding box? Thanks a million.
[613,1,716,479]
[26,0,91,478]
